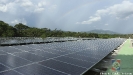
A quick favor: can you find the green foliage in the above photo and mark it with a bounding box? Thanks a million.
[0,20,132,38]
[14,23,30,36]
[0,21,16,37]
[14,23,30,30]
[41,34,46,39]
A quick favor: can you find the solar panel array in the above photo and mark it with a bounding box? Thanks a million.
[0,37,79,45]
[0,38,125,75]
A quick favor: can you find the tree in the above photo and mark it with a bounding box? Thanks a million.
[14,23,30,36]
[41,34,46,39]
[14,23,30,30]
[0,21,18,37]
[3,26,16,37]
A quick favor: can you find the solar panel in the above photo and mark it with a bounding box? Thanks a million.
[0,47,22,53]
[13,52,47,62]
[0,55,31,68]
[39,59,86,75]
[28,50,59,58]
[54,56,94,68]
[0,38,125,75]
[0,63,9,72]
[0,37,81,45]
[0,51,7,55]
[15,64,69,75]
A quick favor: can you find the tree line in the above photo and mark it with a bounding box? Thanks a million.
[0,20,132,38]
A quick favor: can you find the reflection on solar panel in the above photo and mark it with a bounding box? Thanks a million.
[0,37,79,45]
[0,38,125,75]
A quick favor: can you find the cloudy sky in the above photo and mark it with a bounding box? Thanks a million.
[0,0,133,33]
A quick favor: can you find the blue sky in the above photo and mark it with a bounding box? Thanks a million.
[0,0,133,33]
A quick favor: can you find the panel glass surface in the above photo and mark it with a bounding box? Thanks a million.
[15,64,68,75]
[39,59,86,75]
[0,38,125,75]
[13,52,47,62]
[0,55,31,68]
[2,47,22,53]
[55,56,94,68]
[0,64,9,72]
[0,50,7,55]
[28,50,59,58]
[66,53,99,63]
[0,70,22,75]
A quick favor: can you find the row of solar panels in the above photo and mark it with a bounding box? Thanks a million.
[0,37,86,44]
[0,38,125,75]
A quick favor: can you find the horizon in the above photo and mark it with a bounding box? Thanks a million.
[0,20,131,34]
[0,0,133,34]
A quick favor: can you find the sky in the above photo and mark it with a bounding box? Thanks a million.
[0,0,133,34]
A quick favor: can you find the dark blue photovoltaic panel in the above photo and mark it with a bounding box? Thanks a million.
[13,46,36,51]
[15,64,68,75]
[65,53,99,63]
[28,50,59,58]
[27,44,45,48]
[0,55,31,68]
[27,44,52,51]
[2,47,22,53]
[42,48,70,55]
[54,48,71,52]
[0,38,126,75]
[0,51,7,55]
[76,51,104,58]
[41,47,75,55]
[0,64,9,72]
[39,59,86,75]
[54,56,94,68]
[13,52,47,62]
[0,47,8,51]
[0,70,22,75]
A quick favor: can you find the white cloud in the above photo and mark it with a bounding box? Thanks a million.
[34,7,45,13]
[15,0,33,8]
[0,1,12,12]
[0,4,7,12]
[16,0,35,12]
[21,1,33,7]
[0,0,55,13]
[11,20,19,24]
[77,1,133,24]
[11,18,27,25]
[48,5,57,10]
[105,24,109,26]
[96,1,133,19]
[81,16,101,24]
[38,2,47,7]
[0,0,10,3]
[0,2,16,14]
[16,0,46,13]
